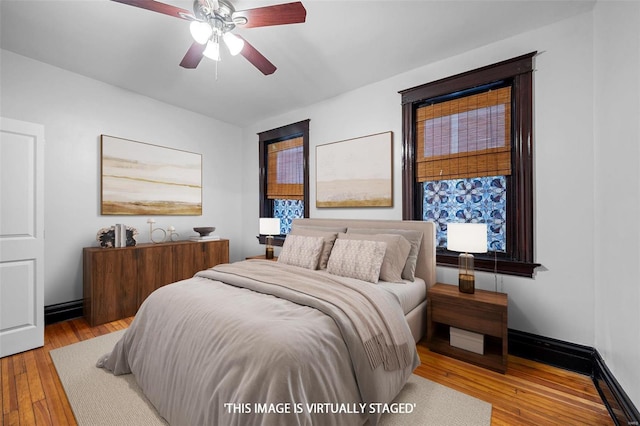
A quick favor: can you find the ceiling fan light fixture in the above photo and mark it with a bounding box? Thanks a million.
[203,40,221,61]
[114,0,307,75]
[190,20,213,44]
[223,32,244,56]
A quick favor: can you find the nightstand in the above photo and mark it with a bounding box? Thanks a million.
[246,255,278,261]
[427,283,508,373]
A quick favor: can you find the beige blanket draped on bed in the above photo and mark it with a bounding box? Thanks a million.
[97,260,419,425]
[204,260,415,372]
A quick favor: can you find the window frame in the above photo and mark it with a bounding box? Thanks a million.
[399,52,539,277]
[258,119,310,247]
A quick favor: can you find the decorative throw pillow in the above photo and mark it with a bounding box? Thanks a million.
[337,233,411,283]
[277,235,325,270]
[346,228,423,281]
[289,228,339,269]
[326,239,387,283]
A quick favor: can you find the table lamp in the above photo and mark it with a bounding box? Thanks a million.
[447,223,487,294]
[259,218,281,259]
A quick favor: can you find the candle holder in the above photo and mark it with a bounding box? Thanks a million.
[167,225,179,241]
[147,218,166,243]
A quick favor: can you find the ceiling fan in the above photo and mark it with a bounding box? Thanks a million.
[112,0,307,75]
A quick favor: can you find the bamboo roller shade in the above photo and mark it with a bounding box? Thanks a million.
[416,87,512,182]
[267,137,304,200]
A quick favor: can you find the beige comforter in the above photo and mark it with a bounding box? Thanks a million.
[97,260,419,425]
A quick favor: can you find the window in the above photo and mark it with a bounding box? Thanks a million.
[259,119,309,245]
[419,84,511,251]
[400,52,539,277]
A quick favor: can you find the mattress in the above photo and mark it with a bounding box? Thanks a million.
[377,277,427,315]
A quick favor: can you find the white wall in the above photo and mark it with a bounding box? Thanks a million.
[1,50,245,306]
[243,11,597,343]
[239,79,406,258]
[242,4,640,406]
[593,1,640,408]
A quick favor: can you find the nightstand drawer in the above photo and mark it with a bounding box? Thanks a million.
[431,300,504,337]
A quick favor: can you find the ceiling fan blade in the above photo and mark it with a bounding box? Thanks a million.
[111,0,195,20]
[234,2,306,29]
[237,36,277,75]
[180,42,207,69]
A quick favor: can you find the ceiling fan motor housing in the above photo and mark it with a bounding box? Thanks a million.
[194,0,244,33]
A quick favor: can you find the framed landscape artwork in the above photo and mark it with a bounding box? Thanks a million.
[316,131,393,208]
[101,135,202,215]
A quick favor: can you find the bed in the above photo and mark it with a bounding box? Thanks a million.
[97,219,436,425]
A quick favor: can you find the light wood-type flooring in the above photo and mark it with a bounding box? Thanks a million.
[2,317,613,425]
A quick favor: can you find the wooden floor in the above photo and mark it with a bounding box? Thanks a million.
[2,316,613,425]
[414,344,613,425]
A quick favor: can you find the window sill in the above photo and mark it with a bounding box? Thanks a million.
[436,252,540,278]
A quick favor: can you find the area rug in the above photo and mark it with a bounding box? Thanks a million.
[50,330,492,426]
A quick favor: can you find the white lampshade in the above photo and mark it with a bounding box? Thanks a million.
[203,40,221,61]
[223,32,245,56]
[190,21,213,45]
[447,223,488,254]
[259,218,281,235]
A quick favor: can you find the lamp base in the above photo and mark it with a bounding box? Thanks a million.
[458,273,475,294]
[265,246,274,260]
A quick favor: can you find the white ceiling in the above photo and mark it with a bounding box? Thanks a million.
[1,0,594,126]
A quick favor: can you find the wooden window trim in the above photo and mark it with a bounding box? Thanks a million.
[258,119,310,247]
[399,52,540,277]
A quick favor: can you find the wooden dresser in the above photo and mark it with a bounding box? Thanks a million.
[83,239,229,326]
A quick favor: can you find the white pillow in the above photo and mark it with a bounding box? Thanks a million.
[277,234,325,270]
[290,228,339,269]
[326,239,387,283]
[337,233,411,283]
[347,228,423,281]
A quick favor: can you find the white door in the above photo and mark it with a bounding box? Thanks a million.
[0,117,45,357]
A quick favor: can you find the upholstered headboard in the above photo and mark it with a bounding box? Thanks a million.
[291,218,436,288]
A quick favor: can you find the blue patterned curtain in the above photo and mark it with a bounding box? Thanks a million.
[273,199,304,234]
[423,176,506,251]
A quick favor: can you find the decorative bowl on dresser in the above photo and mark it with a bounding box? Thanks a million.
[193,226,215,236]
